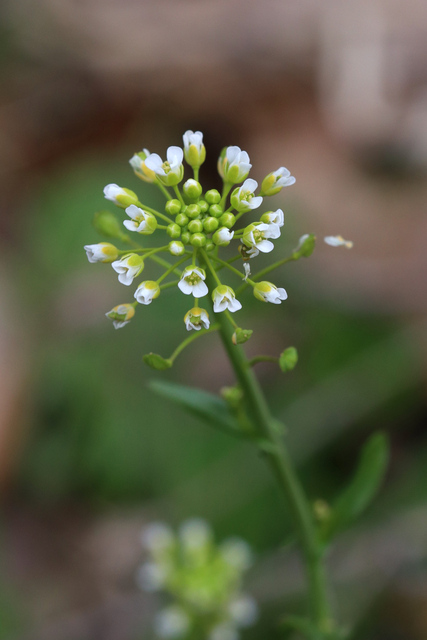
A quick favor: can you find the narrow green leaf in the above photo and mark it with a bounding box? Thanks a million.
[321,432,390,543]
[143,353,173,370]
[149,380,244,438]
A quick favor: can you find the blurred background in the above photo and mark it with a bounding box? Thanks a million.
[1,0,427,638]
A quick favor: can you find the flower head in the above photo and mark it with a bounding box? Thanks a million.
[169,241,185,256]
[261,208,284,228]
[178,267,208,297]
[184,307,210,331]
[261,166,295,196]
[183,130,206,168]
[134,281,160,305]
[105,304,135,329]
[124,204,157,234]
[212,285,242,313]
[230,179,263,213]
[103,183,138,208]
[217,146,251,184]
[129,149,157,183]
[212,227,234,247]
[84,242,118,263]
[112,254,144,286]
[253,281,288,304]
[324,235,353,249]
[145,146,184,186]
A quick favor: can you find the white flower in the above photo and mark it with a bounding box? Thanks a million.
[84,242,118,263]
[324,235,353,249]
[134,281,160,305]
[261,208,284,228]
[178,267,208,297]
[129,149,156,183]
[141,522,175,552]
[103,183,138,207]
[124,204,157,234]
[209,623,239,640]
[145,146,184,186]
[229,596,258,628]
[218,146,252,184]
[184,307,210,331]
[213,227,234,246]
[105,304,135,329]
[253,281,288,304]
[136,561,168,592]
[112,254,144,286]
[212,285,242,313]
[220,537,253,571]
[179,518,212,548]
[230,178,263,212]
[243,263,251,281]
[183,130,206,167]
[154,606,191,639]
[261,167,296,196]
[242,222,280,255]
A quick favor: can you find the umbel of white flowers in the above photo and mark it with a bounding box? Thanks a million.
[137,519,258,640]
[84,129,351,341]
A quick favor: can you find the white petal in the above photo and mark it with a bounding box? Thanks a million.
[228,297,242,312]
[167,146,183,167]
[257,239,274,253]
[248,195,263,209]
[265,223,281,239]
[126,204,143,220]
[192,281,209,297]
[145,153,164,174]
[178,280,193,295]
[123,220,137,231]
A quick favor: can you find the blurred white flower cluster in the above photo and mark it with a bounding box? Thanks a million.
[137,519,258,640]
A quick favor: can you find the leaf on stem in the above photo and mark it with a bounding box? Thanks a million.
[319,432,390,544]
[149,380,246,439]
[143,353,173,370]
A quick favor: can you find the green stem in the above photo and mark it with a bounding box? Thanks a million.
[247,355,279,367]
[156,180,172,200]
[136,201,174,225]
[148,254,185,277]
[220,182,233,209]
[173,186,186,207]
[253,254,297,281]
[169,324,220,362]
[208,254,254,284]
[206,271,333,634]
[193,167,199,182]
[157,255,188,284]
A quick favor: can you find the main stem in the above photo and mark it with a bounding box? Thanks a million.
[213,305,333,633]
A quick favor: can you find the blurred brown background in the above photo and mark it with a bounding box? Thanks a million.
[1,1,427,639]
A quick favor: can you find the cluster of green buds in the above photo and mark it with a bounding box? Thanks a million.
[137,519,257,640]
[84,130,351,365]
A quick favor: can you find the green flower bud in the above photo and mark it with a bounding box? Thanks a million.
[212,227,234,246]
[205,242,215,252]
[198,200,209,213]
[260,167,295,196]
[279,347,298,372]
[203,217,219,233]
[168,241,185,256]
[183,131,206,168]
[190,233,207,247]
[183,179,203,200]
[175,213,189,227]
[104,184,139,209]
[165,199,182,215]
[205,189,221,205]
[181,231,191,244]
[209,204,223,218]
[294,234,316,258]
[143,352,172,370]
[92,210,125,240]
[219,213,236,228]
[187,204,201,219]
[188,219,203,234]
[232,328,253,344]
[167,223,181,239]
[221,385,244,408]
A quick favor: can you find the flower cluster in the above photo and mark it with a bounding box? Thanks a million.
[137,519,257,640]
[84,130,351,362]
[84,131,296,333]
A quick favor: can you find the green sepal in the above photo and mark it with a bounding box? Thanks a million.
[143,353,173,370]
[279,347,298,372]
[232,328,253,344]
[149,380,246,439]
[319,432,390,545]
[294,233,316,258]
